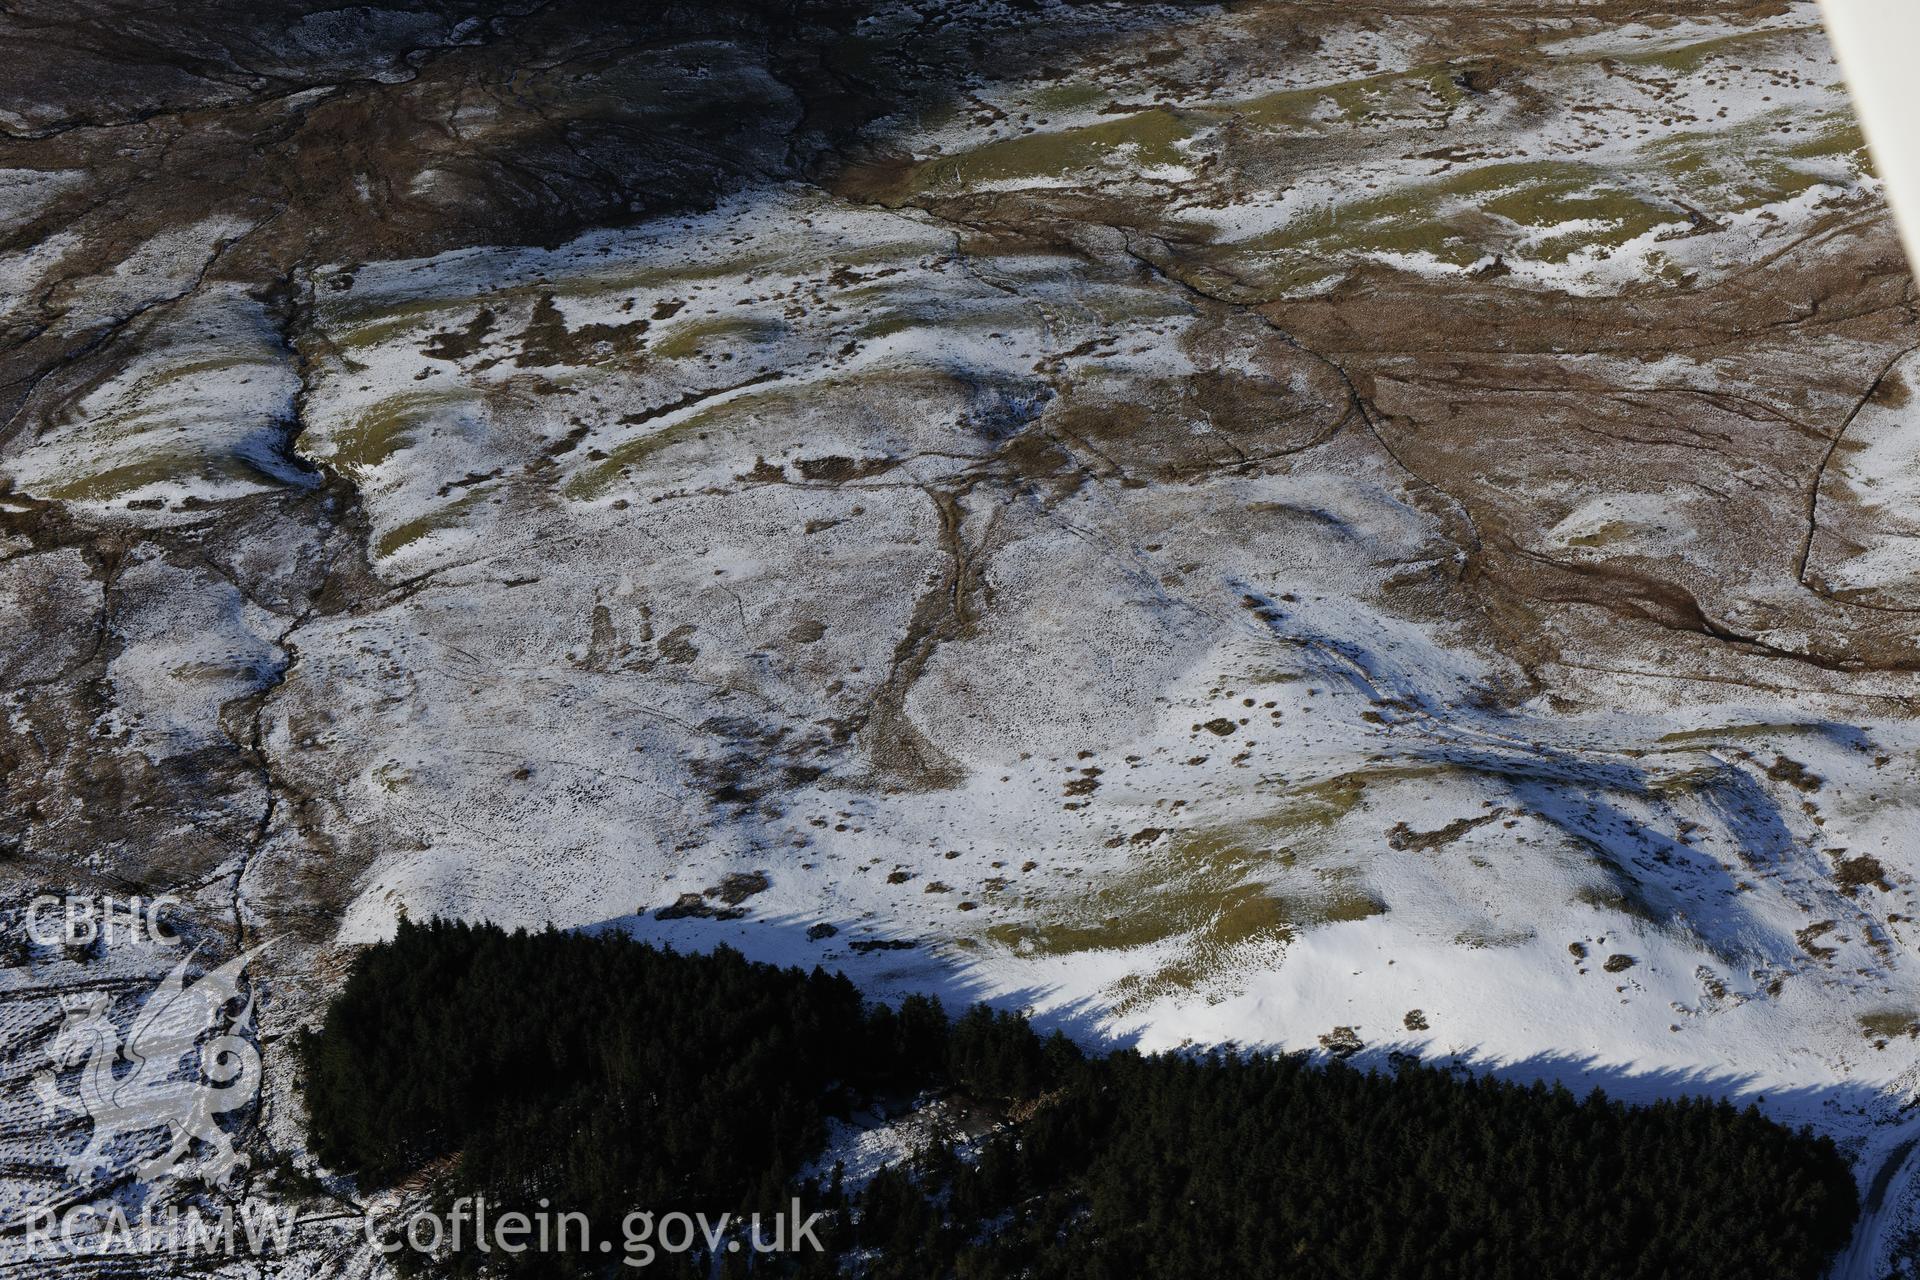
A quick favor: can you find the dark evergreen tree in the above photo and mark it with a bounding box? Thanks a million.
[301,919,1858,1280]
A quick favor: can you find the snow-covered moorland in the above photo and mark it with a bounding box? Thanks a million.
[4,0,1920,1273]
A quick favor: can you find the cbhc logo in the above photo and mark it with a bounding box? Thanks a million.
[26,895,182,948]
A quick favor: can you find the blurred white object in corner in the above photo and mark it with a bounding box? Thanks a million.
[1819,0,1920,274]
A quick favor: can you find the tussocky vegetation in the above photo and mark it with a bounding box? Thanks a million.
[301,920,1857,1278]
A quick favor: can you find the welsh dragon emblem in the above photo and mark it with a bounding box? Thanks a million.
[33,945,264,1191]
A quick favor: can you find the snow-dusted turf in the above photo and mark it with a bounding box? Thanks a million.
[278,163,1920,1175]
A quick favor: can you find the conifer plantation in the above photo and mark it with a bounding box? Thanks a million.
[301,920,1858,1278]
